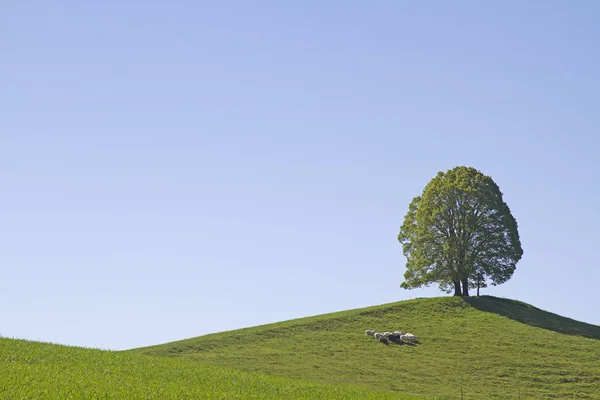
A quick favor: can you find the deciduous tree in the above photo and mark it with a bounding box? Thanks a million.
[398,166,523,296]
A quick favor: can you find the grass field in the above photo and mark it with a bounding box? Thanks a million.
[0,338,428,399]
[132,296,600,399]
[2,296,598,399]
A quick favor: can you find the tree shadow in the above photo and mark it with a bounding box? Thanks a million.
[463,296,600,340]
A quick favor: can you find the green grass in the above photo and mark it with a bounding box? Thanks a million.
[132,296,600,399]
[3,296,598,399]
[0,338,428,399]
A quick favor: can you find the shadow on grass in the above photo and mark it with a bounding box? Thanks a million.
[371,337,418,346]
[388,337,419,346]
[463,296,600,340]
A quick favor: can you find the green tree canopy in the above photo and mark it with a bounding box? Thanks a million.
[398,166,523,296]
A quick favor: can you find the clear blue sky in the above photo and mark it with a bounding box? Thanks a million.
[2,1,599,351]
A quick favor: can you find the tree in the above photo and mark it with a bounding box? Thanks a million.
[398,166,523,296]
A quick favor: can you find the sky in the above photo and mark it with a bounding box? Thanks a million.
[1,1,599,351]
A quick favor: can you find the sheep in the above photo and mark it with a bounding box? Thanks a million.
[388,334,404,344]
[368,329,417,345]
[399,333,412,342]
[400,333,416,343]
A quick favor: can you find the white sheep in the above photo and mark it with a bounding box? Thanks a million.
[400,333,416,343]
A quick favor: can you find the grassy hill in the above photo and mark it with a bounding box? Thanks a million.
[0,337,426,399]
[3,296,598,399]
[132,296,600,399]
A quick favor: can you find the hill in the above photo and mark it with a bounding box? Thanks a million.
[131,296,600,399]
[0,337,426,399]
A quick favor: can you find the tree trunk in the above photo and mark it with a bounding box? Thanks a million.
[453,280,462,296]
[477,276,480,296]
[461,278,470,296]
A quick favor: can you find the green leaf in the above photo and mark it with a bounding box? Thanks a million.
[398,166,523,295]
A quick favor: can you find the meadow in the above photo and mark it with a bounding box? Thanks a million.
[133,296,600,399]
[2,296,599,399]
[0,337,427,399]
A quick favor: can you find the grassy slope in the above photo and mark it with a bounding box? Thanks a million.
[132,296,600,399]
[0,338,426,400]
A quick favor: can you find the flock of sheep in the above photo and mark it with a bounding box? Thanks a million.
[365,330,417,345]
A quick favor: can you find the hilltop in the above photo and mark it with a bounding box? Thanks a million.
[132,296,600,399]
